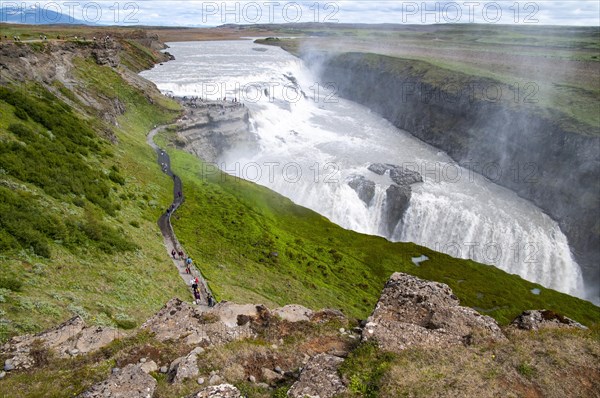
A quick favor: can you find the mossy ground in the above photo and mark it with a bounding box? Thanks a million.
[0,317,598,398]
[339,326,600,398]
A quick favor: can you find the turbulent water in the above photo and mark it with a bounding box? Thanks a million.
[141,40,586,299]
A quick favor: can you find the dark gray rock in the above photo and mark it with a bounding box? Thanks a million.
[382,184,411,236]
[367,163,389,175]
[368,163,423,186]
[347,175,376,205]
[389,166,423,186]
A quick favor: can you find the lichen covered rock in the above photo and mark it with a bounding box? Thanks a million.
[363,273,506,353]
[288,354,347,398]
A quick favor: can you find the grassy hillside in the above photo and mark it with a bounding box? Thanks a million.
[0,37,189,341]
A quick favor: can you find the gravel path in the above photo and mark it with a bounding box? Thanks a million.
[147,125,212,307]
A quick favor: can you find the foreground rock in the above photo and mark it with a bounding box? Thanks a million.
[185,384,242,398]
[2,316,124,371]
[142,299,338,350]
[272,304,314,322]
[511,310,587,331]
[141,299,257,346]
[169,347,203,383]
[363,273,506,353]
[78,363,156,398]
[288,354,347,398]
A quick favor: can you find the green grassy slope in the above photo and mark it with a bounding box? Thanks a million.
[157,133,599,326]
[0,40,189,341]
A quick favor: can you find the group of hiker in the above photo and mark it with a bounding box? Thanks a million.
[190,276,216,307]
[170,248,216,307]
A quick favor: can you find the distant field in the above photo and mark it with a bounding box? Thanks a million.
[253,24,600,133]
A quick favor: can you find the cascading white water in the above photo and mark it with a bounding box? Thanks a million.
[141,40,586,299]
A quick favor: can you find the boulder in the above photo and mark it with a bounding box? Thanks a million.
[511,310,587,331]
[287,354,347,398]
[141,298,203,341]
[185,384,242,398]
[347,175,376,206]
[363,273,506,353]
[61,326,124,356]
[368,163,423,186]
[140,360,158,374]
[367,163,389,175]
[1,316,122,370]
[77,364,156,398]
[261,367,282,384]
[382,184,411,236]
[169,348,201,383]
[208,374,223,385]
[389,166,422,186]
[141,299,258,346]
[272,304,314,322]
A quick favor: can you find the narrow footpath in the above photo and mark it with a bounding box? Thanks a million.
[147,125,212,307]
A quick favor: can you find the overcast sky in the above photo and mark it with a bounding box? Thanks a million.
[6,1,600,26]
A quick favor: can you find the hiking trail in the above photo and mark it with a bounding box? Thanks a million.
[147,125,212,307]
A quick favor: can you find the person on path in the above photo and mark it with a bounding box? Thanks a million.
[171,249,176,259]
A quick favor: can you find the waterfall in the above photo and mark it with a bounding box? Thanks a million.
[141,39,586,300]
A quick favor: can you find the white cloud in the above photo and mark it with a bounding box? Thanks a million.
[9,1,600,26]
